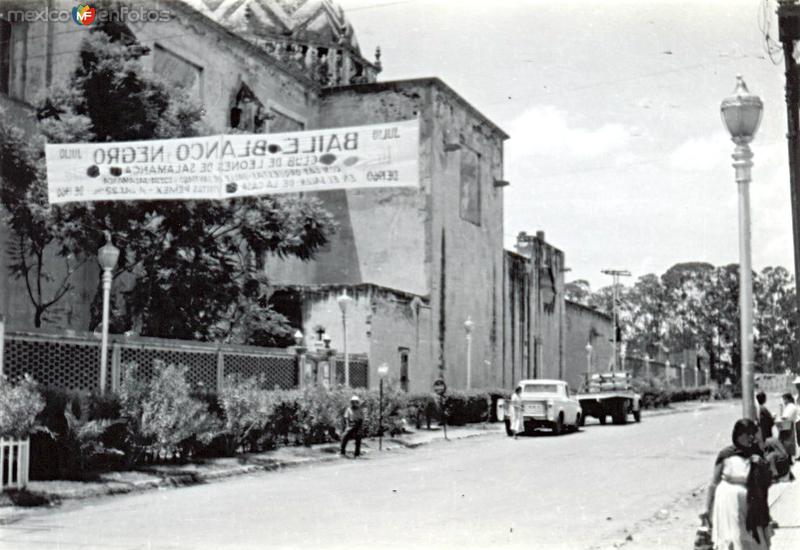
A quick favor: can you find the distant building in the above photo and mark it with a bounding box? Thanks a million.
[564,300,613,391]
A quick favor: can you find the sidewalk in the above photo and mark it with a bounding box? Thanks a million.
[597,462,800,550]
[0,422,502,517]
[770,462,800,550]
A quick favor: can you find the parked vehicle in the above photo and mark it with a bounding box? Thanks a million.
[497,379,582,436]
[575,372,641,426]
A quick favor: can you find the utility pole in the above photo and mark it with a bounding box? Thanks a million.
[601,269,631,372]
[777,1,800,366]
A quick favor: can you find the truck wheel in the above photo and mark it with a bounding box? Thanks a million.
[504,418,514,437]
[598,414,607,425]
[552,413,564,436]
[633,409,641,423]
[613,401,628,425]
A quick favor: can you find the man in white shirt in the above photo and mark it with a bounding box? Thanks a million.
[778,393,799,458]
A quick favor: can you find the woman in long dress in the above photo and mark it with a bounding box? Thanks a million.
[704,418,773,550]
[510,386,524,439]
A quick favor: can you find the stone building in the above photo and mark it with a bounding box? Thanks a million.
[0,0,571,392]
[564,300,614,391]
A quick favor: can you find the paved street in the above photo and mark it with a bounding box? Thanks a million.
[0,401,745,550]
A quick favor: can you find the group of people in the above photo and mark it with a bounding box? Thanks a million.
[704,390,800,550]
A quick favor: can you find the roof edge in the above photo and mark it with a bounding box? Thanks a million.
[321,77,509,140]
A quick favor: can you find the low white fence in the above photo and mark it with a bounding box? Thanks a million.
[1,437,30,490]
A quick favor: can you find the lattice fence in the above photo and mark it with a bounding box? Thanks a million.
[4,336,101,392]
[119,346,217,392]
[334,356,369,388]
[223,353,297,389]
[1,330,302,393]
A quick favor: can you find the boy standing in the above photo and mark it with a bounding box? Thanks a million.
[341,395,364,458]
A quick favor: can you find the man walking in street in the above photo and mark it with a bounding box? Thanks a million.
[341,395,364,458]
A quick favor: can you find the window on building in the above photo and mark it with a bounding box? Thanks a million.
[399,348,409,392]
[460,148,481,225]
[0,21,27,100]
[229,82,268,133]
[153,44,202,100]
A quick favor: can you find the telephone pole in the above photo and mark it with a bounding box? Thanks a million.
[601,269,631,372]
[777,1,800,369]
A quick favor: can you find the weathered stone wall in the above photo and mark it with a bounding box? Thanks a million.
[267,81,431,295]
[428,81,507,390]
[268,79,508,391]
[502,239,566,388]
[564,300,613,391]
[502,251,530,387]
[295,284,429,391]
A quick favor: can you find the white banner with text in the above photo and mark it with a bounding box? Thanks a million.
[46,119,419,204]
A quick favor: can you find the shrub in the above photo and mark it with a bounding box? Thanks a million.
[217,376,281,455]
[0,375,45,439]
[58,406,125,480]
[121,364,220,462]
[442,390,490,425]
[406,392,438,429]
[354,382,407,438]
[297,385,347,445]
[485,388,510,422]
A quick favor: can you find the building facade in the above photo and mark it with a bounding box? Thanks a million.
[0,0,575,392]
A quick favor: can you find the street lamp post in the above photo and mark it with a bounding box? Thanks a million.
[721,74,763,421]
[337,290,353,387]
[680,363,686,389]
[666,360,671,384]
[294,330,307,387]
[97,232,120,395]
[644,354,651,380]
[377,363,389,450]
[464,316,474,389]
[585,342,593,383]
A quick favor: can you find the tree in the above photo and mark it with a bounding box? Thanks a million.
[565,279,592,305]
[0,20,336,342]
[0,123,88,327]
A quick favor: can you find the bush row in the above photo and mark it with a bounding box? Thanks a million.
[406,388,509,427]
[632,377,712,409]
[1,366,504,480]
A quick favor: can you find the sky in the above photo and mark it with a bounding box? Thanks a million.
[338,0,793,290]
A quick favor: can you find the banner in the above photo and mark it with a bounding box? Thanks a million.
[45,119,419,204]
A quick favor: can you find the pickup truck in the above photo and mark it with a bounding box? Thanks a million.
[497,379,582,436]
[575,372,641,425]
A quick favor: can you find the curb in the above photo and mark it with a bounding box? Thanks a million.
[0,427,501,518]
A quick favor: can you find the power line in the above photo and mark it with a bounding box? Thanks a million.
[486,55,758,107]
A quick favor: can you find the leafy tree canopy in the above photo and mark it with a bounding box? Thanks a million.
[0,19,336,343]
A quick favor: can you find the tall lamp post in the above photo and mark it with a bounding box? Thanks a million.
[294,330,307,386]
[464,316,474,389]
[97,232,120,395]
[585,342,593,384]
[721,74,763,421]
[337,290,353,387]
[377,362,389,450]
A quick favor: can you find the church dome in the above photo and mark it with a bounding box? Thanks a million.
[183,0,361,53]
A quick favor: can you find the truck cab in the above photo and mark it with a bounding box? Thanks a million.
[498,379,582,436]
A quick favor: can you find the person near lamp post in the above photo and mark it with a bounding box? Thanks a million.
[340,395,364,458]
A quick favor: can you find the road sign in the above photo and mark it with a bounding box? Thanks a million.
[433,379,447,396]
